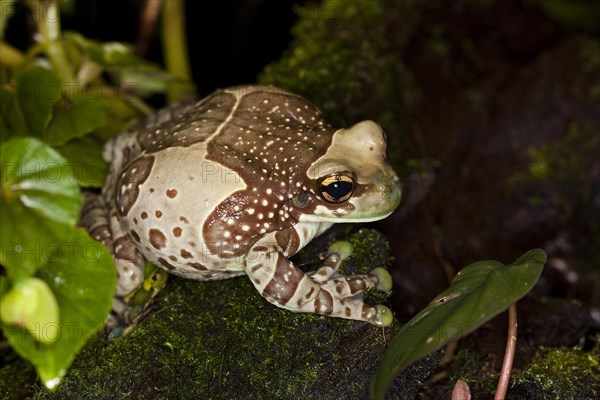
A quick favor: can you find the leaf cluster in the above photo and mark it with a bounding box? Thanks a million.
[0,0,175,389]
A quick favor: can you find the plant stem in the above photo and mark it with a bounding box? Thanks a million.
[136,0,163,56]
[35,0,76,88]
[0,41,26,69]
[161,0,196,102]
[494,303,518,400]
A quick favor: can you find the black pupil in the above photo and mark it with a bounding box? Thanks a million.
[325,181,353,199]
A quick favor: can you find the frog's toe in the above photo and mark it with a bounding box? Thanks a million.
[327,241,353,260]
[374,305,394,327]
[370,267,393,291]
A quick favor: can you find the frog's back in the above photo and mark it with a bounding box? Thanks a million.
[100,85,336,283]
[105,85,331,165]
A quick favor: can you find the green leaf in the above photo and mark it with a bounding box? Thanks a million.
[0,85,27,139]
[55,136,108,188]
[1,138,82,279]
[1,227,116,390]
[0,276,9,297]
[1,68,108,143]
[64,32,149,68]
[115,65,180,96]
[64,32,179,95]
[370,249,547,400]
[93,96,142,141]
[0,277,60,344]
[13,67,63,137]
[46,93,108,146]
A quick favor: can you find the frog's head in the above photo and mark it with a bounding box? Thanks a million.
[298,120,401,223]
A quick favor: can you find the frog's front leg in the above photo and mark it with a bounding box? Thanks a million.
[245,240,393,326]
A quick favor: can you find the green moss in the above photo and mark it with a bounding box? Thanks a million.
[443,339,600,399]
[345,228,393,305]
[0,356,39,400]
[528,124,586,183]
[258,0,420,169]
[525,122,600,216]
[513,345,600,399]
[9,228,436,399]
[445,338,501,398]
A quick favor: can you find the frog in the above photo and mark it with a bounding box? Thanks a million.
[80,85,402,326]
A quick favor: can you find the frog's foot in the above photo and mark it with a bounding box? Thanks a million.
[105,297,132,329]
[369,267,393,291]
[246,243,394,327]
[308,241,353,283]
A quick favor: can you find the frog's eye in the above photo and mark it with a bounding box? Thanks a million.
[319,174,355,203]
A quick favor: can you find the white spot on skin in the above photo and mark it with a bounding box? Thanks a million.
[242,225,250,232]
[227,218,235,225]
[248,208,255,215]
[261,199,269,206]
[224,231,231,238]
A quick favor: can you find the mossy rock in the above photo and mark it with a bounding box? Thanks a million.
[511,345,600,400]
[1,228,439,399]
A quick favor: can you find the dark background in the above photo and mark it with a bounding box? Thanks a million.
[7,0,305,95]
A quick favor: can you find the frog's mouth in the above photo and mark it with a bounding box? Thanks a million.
[298,208,396,223]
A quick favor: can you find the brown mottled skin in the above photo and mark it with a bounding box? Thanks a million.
[80,85,401,326]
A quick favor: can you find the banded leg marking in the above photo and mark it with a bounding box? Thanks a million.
[245,242,393,326]
[320,275,379,299]
[308,241,353,283]
[79,192,114,250]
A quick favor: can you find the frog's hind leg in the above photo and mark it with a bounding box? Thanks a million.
[79,192,113,250]
[79,192,145,297]
[245,241,393,327]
